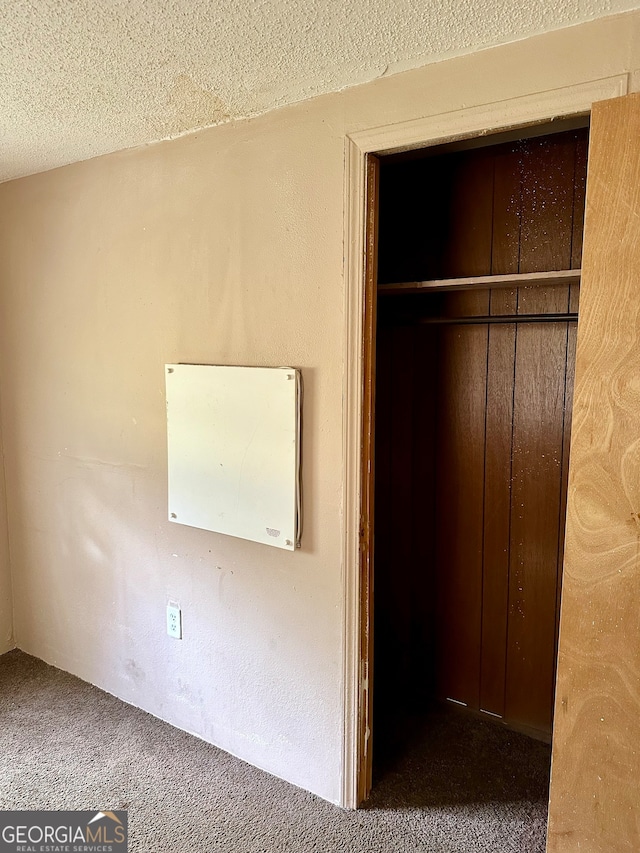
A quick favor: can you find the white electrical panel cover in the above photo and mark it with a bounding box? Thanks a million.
[166,364,301,550]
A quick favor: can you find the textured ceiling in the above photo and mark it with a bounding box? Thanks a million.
[1,0,638,183]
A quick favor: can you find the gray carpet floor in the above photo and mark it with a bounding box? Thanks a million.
[0,650,551,852]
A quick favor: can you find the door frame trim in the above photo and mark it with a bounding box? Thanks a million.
[340,73,629,810]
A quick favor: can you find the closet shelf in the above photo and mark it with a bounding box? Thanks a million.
[378,269,581,294]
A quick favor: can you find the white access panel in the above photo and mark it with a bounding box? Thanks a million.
[166,364,301,550]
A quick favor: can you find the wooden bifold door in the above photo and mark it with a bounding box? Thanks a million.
[374,125,588,744]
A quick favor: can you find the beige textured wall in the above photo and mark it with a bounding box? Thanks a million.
[0,11,639,805]
[0,413,12,654]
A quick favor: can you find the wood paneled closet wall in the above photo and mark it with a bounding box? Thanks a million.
[374,126,589,746]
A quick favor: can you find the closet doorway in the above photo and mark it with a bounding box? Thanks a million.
[370,123,589,777]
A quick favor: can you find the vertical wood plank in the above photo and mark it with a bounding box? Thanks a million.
[440,147,494,316]
[435,323,488,709]
[491,146,521,315]
[570,132,588,312]
[442,289,491,318]
[517,282,569,316]
[387,327,416,694]
[480,321,516,717]
[570,133,589,271]
[519,134,575,273]
[548,92,640,853]
[412,326,439,703]
[518,134,575,314]
[554,323,577,682]
[506,321,567,734]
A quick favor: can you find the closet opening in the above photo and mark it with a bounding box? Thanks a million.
[370,120,589,799]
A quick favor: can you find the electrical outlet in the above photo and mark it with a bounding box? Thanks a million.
[166,601,182,640]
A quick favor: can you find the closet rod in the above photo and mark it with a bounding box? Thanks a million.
[416,313,578,326]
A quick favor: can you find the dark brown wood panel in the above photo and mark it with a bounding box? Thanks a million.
[374,320,440,734]
[491,286,518,316]
[435,323,489,708]
[554,322,577,673]
[442,289,491,318]
[373,324,412,724]
[569,135,588,314]
[518,282,570,316]
[480,322,516,717]
[491,146,521,315]
[377,126,589,288]
[373,126,586,766]
[388,326,416,688]
[491,146,521,277]
[440,149,494,279]
[571,134,588,271]
[518,135,576,274]
[518,136,575,314]
[506,321,569,733]
[376,297,577,741]
[373,321,393,661]
[411,326,439,701]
